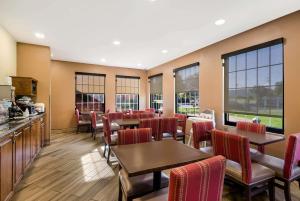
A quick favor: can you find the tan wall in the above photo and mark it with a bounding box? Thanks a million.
[17,43,51,144]
[147,11,300,158]
[0,25,16,85]
[50,60,147,129]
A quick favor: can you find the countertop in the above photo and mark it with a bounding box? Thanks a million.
[0,113,45,140]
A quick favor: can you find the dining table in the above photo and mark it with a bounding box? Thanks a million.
[112,140,210,191]
[208,126,285,146]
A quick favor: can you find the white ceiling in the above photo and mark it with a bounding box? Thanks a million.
[0,0,299,69]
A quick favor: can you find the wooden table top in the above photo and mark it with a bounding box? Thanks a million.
[211,126,285,146]
[112,140,210,177]
[113,119,140,127]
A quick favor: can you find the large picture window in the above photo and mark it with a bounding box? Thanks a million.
[116,75,139,111]
[149,74,163,112]
[75,72,105,112]
[223,38,284,133]
[174,63,199,116]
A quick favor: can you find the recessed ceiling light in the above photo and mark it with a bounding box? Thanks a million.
[34,32,45,39]
[215,19,226,26]
[149,0,157,2]
[113,40,121,45]
[101,58,106,62]
[161,49,168,54]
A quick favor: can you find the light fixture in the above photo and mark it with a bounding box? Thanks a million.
[101,58,106,62]
[113,40,121,45]
[137,63,142,67]
[51,53,54,58]
[215,19,226,26]
[149,0,157,2]
[34,32,45,39]
[161,49,168,54]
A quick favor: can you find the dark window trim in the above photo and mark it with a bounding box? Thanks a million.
[75,72,106,77]
[223,39,284,134]
[173,62,200,75]
[221,38,284,59]
[148,73,163,79]
[116,75,140,79]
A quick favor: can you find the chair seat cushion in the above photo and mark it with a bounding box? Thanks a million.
[199,146,214,156]
[176,130,185,137]
[226,160,274,185]
[78,120,90,125]
[110,133,118,145]
[111,122,120,131]
[162,133,173,138]
[119,169,169,197]
[133,187,168,201]
[252,153,300,180]
[96,123,103,129]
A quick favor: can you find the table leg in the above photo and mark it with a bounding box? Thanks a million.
[153,171,161,191]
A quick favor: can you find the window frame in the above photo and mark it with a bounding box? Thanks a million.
[222,38,284,134]
[75,72,106,112]
[148,73,163,113]
[174,62,200,117]
[115,75,140,112]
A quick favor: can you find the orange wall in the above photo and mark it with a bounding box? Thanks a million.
[50,60,147,129]
[147,11,300,158]
[17,43,51,144]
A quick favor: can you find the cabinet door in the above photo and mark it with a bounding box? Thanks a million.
[36,121,41,153]
[23,126,31,169]
[14,130,23,185]
[31,122,38,158]
[0,137,14,201]
[41,122,45,147]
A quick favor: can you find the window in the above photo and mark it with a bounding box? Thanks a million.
[75,72,105,112]
[149,74,163,112]
[223,38,284,133]
[116,75,139,111]
[174,63,200,116]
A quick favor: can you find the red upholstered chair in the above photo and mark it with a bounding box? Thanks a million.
[108,112,123,130]
[134,155,226,201]
[252,133,300,201]
[139,118,161,141]
[123,113,140,119]
[211,130,275,201]
[236,121,266,154]
[90,111,103,140]
[145,108,155,113]
[102,116,118,163]
[192,121,214,156]
[174,114,187,143]
[75,109,90,133]
[132,110,145,114]
[118,128,169,201]
[160,117,177,140]
[140,113,155,119]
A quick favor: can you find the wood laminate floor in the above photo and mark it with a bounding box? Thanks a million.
[12,130,300,201]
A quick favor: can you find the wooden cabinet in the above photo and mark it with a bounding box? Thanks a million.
[13,130,23,186]
[31,121,38,158]
[23,126,31,169]
[0,137,14,201]
[40,122,45,148]
[11,76,38,97]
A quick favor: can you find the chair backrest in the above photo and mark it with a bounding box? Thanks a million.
[102,116,112,144]
[174,113,187,133]
[168,155,226,201]
[132,110,145,114]
[192,121,214,149]
[236,121,266,134]
[283,133,300,179]
[140,112,155,119]
[90,111,97,129]
[108,112,123,122]
[75,109,80,123]
[160,117,177,139]
[145,108,155,113]
[123,113,140,119]
[211,129,252,184]
[118,128,152,145]
[105,109,110,114]
[139,118,161,141]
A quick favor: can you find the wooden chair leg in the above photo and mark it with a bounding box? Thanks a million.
[103,144,107,158]
[183,135,186,144]
[268,179,275,201]
[118,179,122,201]
[107,146,111,164]
[245,187,252,201]
[284,181,291,201]
[76,125,79,133]
[297,178,300,189]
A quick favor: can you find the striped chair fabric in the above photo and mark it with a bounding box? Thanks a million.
[90,111,97,129]
[160,117,177,140]
[192,121,214,149]
[283,133,300,179]
[174,113,187,134]
[211,129,252,184]
[236,121,266,153]
[168,155,226,201]
[140,112,155,119]
[102,116,113,144]
[139,118,161,141]
[108,112,123,122]
[118,128,152,145]
[123,113,140,119]
[132,110,145,114]
[145,108,155,113]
